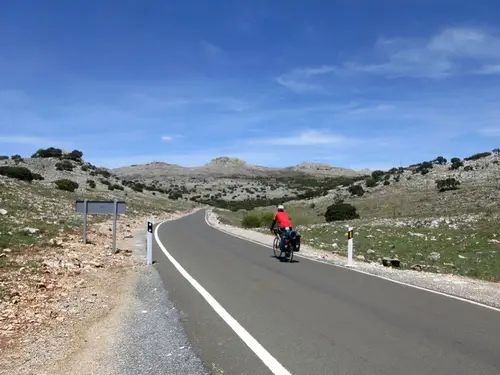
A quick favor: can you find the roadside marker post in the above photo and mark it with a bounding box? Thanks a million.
[347,227,354,267]
[147,215,154,265]
[75,200,126,253]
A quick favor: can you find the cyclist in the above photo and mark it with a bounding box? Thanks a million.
[270,204,293,250]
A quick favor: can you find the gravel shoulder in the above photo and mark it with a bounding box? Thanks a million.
[206,209,500,310]
[0,208,207,375]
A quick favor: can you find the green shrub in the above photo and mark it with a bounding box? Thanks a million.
[0,155,8,160]
[464,152,491,161]
[464,165,473,171]
[436,178,460,192]
[55,179,79,192]
[132,185,143,192]
[450,158,464,170]
[0,166,34,181]
[242,213,263,228]
[348,184,365,196]
[87,179,96,188]
[32,147,63,158]
[420,168,430,175]
[384,180,390,186]
[493,148,500,155]
[365,178,377,188]
[100,178,111,185]
[32,173,44,180]
[371,170,385,181]
[11,154,23,162]
[324,202,360,222]
[55,160,74,171]
[81,165,89,171]
[96,169,111,178]
[433,156,447,165]
[64,150,83,161]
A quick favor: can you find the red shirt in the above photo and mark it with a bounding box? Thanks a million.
[274,211,292,228]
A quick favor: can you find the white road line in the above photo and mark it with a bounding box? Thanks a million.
[154,221,293,375]
[204,212,500,313]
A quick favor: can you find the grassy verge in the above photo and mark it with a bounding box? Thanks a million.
[296,217,500,281]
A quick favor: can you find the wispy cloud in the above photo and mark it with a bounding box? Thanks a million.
[248,130,348,146]
[200,40,222,57]
[277,27,500,92]
[161,135,173,141]
[0,135,62,147]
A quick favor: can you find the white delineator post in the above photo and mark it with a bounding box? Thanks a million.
[147,215,154,265]
[347,227,354,266]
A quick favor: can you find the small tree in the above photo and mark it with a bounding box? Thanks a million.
[464,152,491,161]
[450,157,463,170]
[365,178,377,188]
[0,166,33,181]
[348,184,365,197]
[0,155,8,160]
[493,148,500,155]
[324,202,360,222]
[371,170,385,181]
[64,149,83,161]
[32,147,63,158]
[55,179,79,192]
[433,156,447,165]
[87,179,96,188]
[242,213,262,228]
[11,154,23,162]
[32,173,44,180]
[55,160,74,171]
[436,178,460,192]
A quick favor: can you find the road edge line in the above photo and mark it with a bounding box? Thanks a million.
[204,211,500,313]
[154,219,293,375]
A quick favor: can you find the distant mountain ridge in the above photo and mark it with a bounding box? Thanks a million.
[112,156,369,180]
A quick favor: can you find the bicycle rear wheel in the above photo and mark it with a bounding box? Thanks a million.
[273,236,281,258]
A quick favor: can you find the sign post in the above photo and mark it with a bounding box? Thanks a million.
[76,200,126,253]
[347,227,354,267]
[147,215,154,265]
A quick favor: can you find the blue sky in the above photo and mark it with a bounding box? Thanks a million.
[1,0,500,170]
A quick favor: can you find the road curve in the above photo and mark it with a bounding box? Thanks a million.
[153,210,500,375]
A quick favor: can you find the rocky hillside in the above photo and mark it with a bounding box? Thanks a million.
[112,156,369,203]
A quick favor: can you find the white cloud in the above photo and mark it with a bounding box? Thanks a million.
[201,40,222,57]
[248,130,348,146]
[0,135,60,147]
[161,135,173,141]
[277,26,500,89]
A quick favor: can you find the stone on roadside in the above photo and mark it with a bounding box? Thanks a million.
[0,208,7,215]
[355,255,365,261]
[428,252,441,261]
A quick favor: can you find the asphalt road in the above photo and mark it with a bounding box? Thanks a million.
[154,210,500,375]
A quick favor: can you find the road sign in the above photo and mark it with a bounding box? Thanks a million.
[75,200,126,253]
[147,216,154,265]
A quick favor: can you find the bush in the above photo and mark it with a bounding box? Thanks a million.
[450,160,464,170]
[96,169,111,178]
[384,180,390,186]
[55,179,79,192]
[348,184,365,196]
[0,155,8,160]
[87,179,96,188]
[242,213,262,228]
[32,173,44,180]
[32,147,63,158]
[55,160,74,171]
[64,150,83,161]
[464,165,473,171]
[464,152,491,161]
[100,178,111,185]
[493,148,500,155]
[132,185,143,192]
[0,166,34,181]
[420,168,430,175]
[436,178,460,192]
[433,156,447,165]
[81,165,89,171]
[365,178,377,188]
[11,154,23,162]
[371,170,385,181]
[324,202,359,222]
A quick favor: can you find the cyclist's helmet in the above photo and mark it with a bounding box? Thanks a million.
[277,204,284,211]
